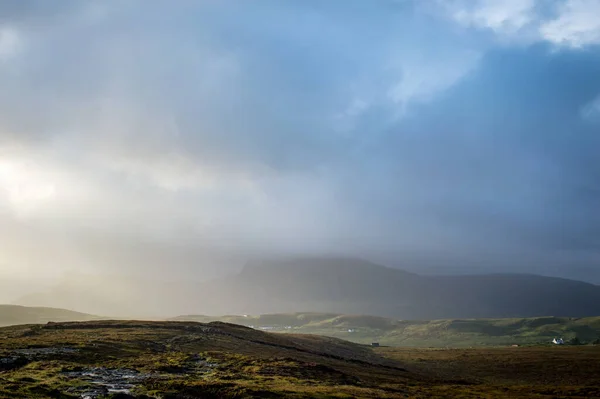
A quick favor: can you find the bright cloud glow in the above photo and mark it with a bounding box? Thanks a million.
[449,0,537,34]
[439,0,600,48]
[0,157,57,216]
[540,0,600,48]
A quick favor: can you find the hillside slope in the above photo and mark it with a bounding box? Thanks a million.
[0,320,416,398]
[0,305,99,327]
[171,313,600,347]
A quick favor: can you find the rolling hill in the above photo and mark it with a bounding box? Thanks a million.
[0,305,99,327]
[0,320,416,398]
[14,257,600,319]
[171,312,600,347]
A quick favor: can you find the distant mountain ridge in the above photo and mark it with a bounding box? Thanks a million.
[192,258,600,319]
[14,257,600,319]
[0,305,99,327]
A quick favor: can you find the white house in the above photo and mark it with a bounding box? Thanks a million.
[552,338,564,345]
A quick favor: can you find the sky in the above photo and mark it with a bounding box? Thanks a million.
[1,0,600,293]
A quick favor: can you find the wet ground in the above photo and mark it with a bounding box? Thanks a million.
[0,345,221,398]
[12,347,78,356]
[63,367,152,398]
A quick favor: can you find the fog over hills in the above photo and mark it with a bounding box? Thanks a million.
[14,258,600,319]
[2,1,600,305]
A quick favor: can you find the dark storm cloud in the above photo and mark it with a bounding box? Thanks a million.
[0,0,600,284]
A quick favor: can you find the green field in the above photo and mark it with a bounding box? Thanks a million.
[171,313,600,347]
[4,305,600,348]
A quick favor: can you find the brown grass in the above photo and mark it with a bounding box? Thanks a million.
[1,321,600,398]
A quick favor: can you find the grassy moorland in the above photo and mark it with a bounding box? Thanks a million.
[0,320,417,398]
[171,313,600,347]
[378,346,600,398]
[1,321,600,398]
[4,304,600,347]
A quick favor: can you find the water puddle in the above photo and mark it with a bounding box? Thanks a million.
[63,367,151,398]
[12,347,78,357]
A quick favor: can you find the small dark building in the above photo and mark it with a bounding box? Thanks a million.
[371,342,380,347]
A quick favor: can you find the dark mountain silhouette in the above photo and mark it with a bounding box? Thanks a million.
[14,257,600,319]
[0,305,99,327]
[189,257,600,319]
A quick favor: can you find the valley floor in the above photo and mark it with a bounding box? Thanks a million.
[379,346,600,398]
[1,321,599,398]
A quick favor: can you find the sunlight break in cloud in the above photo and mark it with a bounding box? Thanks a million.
[0,157,57,217]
